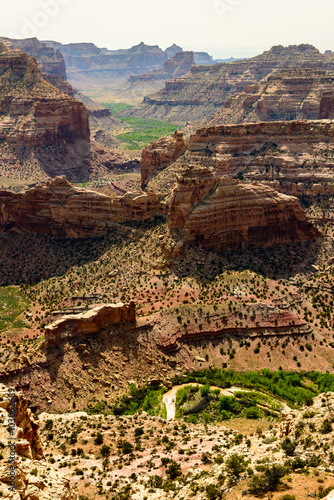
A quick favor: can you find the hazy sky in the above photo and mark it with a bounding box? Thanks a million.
[1,0,333,58]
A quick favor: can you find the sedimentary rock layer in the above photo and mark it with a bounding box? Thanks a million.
[0,45,89,146]
[167,165,320,252]
[141,131,187,186]
[0,36,67,80]
[209,68,334,125]
[319,90,334,119]
[45,302,136,347]
[0,176,165,238]
[145,120,334,195]
[0,384,76,498]
[124,44,334,123]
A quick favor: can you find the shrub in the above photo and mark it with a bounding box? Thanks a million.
[205,484,223,499]
[245,406,259,419]
[248,464,287,495]
[225,454,247,484]
[94,432,103,445]
[281,438,297,456]
[166,461,182,480]
[320,419,332,434]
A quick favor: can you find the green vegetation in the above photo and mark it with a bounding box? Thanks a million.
[172,369,334,408]
[175,384,278,423]
[113,384,167,418]
[0,286,29,333]
[101,102,179,149]
[101,103,134,115]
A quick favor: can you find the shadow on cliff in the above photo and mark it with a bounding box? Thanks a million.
[172,238,323,282]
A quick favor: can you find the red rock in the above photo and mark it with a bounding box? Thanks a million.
[319,90,334,119]
[44,302,136,347]
[140,131,186,186]
[167,165,320,252]
[0,176,165,238]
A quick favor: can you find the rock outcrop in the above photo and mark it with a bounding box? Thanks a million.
[0,45,137,182]
[0,46,89,146]
[124,44,334,124]
[0,384,76,498]
[141,131,187,186]
[167,165,320,252]
[319,90,334,119]
[127,51,195,85]
[0,176,165,238]
[44,302,136,347]
[0,37,67,80]
[145,120,334,197]
[209,69,334,125]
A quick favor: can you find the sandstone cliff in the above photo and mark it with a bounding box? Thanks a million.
[45,302,136,347]
[0,45,137,182]
[0,37,67,81]
[0,176,165,238]
[0,45,89,146]
[166,165,320,252]
[319,90,334,119]
[0,384,76,499]
[209,68,334,125]
[141,131,187,186]
[145,120,334,197]
[124,44,334,124]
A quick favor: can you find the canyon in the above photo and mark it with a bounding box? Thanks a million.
[124,44,334,124]
[0,43,138,183]
[43,41,213,88]
[208,68,334,125]
[143,120,334,198]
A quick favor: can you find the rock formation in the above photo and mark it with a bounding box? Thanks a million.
[144,120,334,197]
[124,44,334,124]
[167,165,320,252]
[0,384,76,498]
[319,90,334,119]
[209,69,334,125]
[44,302,136,347]
[43,40,214,88]
[0,45,89,146]
[0,176,165,238]
[141,131,187,186]
[0,44,137,182]
[127,51,194,86]
[0,37,67,80]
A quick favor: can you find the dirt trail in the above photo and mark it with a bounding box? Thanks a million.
[162,384,242,421]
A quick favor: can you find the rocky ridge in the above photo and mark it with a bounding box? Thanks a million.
[44,302,136,347]
[209,68,334,125]
[144,120,334,198]
[166,165,320,253]
[0,176,164,238]
[0,37,67,80]
[0,44,137,182]
[123,44,334,124]
[0,383,76,499]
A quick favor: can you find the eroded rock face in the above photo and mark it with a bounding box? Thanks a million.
[0,176,165,238]
[167,165,320,252]
[0,384,77,499]
[0,37,67,80]
[124,44,334,123]
[44,302,136,347]
[145,120,334,196]
[141,131,186,187]
[209,68,334,125]
[128,51,194,85]
[319,90,334,119]
[0,46,89,147]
